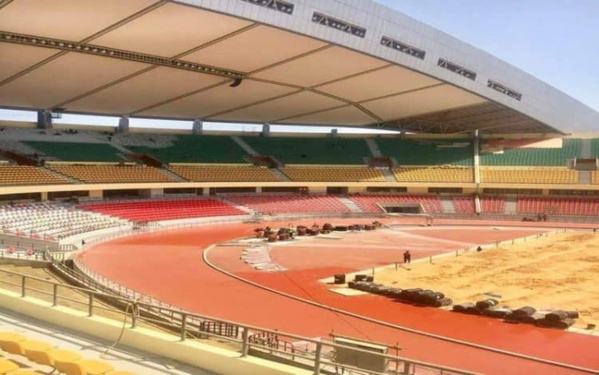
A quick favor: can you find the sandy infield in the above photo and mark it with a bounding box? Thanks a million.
[373,231,599,328]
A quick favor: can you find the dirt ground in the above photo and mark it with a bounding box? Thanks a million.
[374,232,599,328]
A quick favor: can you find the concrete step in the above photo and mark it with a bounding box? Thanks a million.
[440,196,455,214]
[271,168,291,181]
[504,196,518,214]
[578,170,592,184]
[162,168,188,182]
[380,168,397,182]
[337,196,364,213]
[43,166,82,183]
[231,136,259,156]
[365,138,383,157]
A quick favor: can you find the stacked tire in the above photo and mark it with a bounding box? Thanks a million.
[453,299,499,316]
[397,288,452,307]
[537,310,577,329]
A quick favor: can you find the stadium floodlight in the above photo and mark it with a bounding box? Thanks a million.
[0,31,245,81]
[229,78,243,88]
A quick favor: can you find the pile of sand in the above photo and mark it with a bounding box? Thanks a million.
[374,232,599,328]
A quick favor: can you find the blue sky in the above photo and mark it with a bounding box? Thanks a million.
[1,0,597,132]
[383,0,599,112]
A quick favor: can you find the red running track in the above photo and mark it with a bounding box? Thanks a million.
[78,221,599,375]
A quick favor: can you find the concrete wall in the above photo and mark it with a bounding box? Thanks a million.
[0,289,312,375]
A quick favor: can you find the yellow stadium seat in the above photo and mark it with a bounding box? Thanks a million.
[0,358,19,373]
[55,359,114,375]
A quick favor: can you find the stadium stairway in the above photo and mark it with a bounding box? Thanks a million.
[580,139,592,158]
[440,196,456,213]
[380,168,398,182]
[109,142,134,155]
[337,196,364,213]
[578,171,592,184]
[505,196,518,214]
[215,196,256,215]
[161,168,188,182]
[271,168,292,181]
[231,136,259,156]
[365,139,383,157]
[43,166,82,183]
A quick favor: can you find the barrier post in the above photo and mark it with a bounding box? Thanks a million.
[131,302,138,328]
[313,341,322,375]
[241,327,249,357]
[52,284,58,306]
[21,275,26,297]
[181,313,187,341]
[88,294,94,317]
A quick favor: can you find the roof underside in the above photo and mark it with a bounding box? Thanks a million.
[0,0,558,134]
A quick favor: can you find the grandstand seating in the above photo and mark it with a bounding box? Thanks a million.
[452,196,476,214]
[224,194,351,214]
[392,167,474,183]
[280,166,384,182]
[376,139,474,166]
[24,141,123,162]
[480,168,577,184]
[349,194,443,214]
[592,171,599,184]
[170,165,279,182]
[479,139,581,166]
[480,196,506,214]
[0,165,70,185]
[591,139,599,157]
[0,203,127,240]
[127,135,248,163]
[242,137,371,164]
[517,197,599,216]
[0,330,133,374]
[79,199,245,222]
[48,164,175,183]
[0,140,42,159]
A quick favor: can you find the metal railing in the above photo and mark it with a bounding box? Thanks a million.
[6,251,477,375]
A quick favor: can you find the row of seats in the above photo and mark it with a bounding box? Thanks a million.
[480,196,506,214]
[225,194,351,214]
[280,167,385,182]
[392,168,474,183]
[127,135,247,164]
[48,165,175,183]
[517,197,599,216]
[479,139,581,166]
[349,194,444,214]
[170,165,280,182]
[79,199,246,222]
[452,196,476,214]
[0,331,133,374]
[242,137,371,165]
[378,139,474,166]
[480,169,578,184]
[0,203,126,240]
[1,164,592,185]
[23,141,123,162]
[0,165,69,185]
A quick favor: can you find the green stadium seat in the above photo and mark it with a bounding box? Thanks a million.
[242,137,371,165]
[24,141,123,162]
[127,135,248,163]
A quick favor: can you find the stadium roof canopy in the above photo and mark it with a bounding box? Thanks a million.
[0,0,597,135]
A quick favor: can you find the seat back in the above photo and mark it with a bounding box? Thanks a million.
[54,359,86,375]
[1,339,25,355]
[25,348,53,366]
